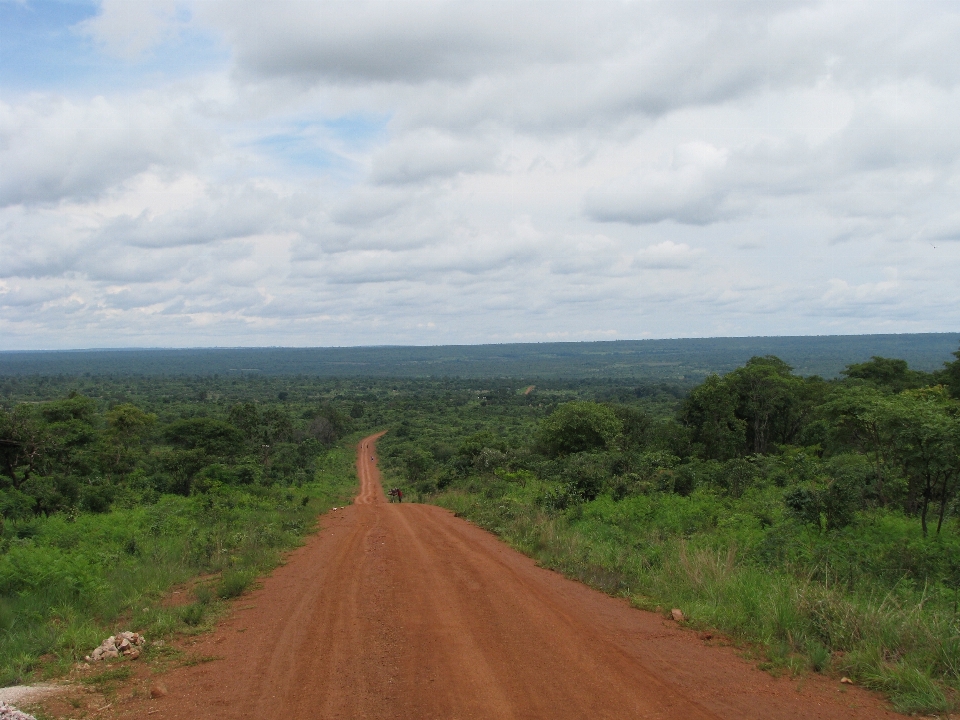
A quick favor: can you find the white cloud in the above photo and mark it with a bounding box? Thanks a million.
[78,0,185,59]
[2,0,960,349]
[371,129,496,184]
[635,241,700,270]
[0,94,204,207]
[585,142,731,225]
[203,1,629,85]
[820,276,901,311]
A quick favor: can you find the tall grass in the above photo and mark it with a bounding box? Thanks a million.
[433,485,960,714]
[0,442,359,687]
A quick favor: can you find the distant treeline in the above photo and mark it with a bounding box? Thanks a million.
[0,333,957,379]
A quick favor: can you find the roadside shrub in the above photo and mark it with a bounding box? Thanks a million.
[181,602,206,627]
[538,483,584,512]
[561,453,609,501]
[217,569,256,599]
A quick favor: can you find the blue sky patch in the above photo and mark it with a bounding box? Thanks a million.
[250,114,391,180]
[0,0,226,94]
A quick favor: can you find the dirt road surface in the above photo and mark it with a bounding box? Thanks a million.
[100,432,900,719]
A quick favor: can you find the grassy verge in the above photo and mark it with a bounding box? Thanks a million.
[0,438,360,687]
[430,480,960,715]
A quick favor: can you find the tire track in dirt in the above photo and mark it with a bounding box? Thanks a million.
[96,432,900,720]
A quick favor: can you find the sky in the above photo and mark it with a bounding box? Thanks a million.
[1,0,959,350]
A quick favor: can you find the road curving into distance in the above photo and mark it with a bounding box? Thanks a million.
[111,432,899,719]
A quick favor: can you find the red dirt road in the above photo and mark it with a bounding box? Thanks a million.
[105,433,900,719]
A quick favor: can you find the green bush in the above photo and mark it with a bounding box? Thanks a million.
[217,569,256,599]
[538,402,622,457]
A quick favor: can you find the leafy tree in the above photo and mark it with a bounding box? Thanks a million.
[106,404,155,440]
[679,374,745,460]
[39,394,96,424]
[163,418,245,458]
[457,430,507,459]
[561,452,610,501]
[0,405,51,489]
[307,416,338,446]
[784,486,821,527]
[538,402,622,457]
[883,389,960,536]
[150,447,211,496]
[729,356,803,454]
[842,356,934,393]
[20,474,79,515]
[680,357,818,459]
[721,458,758,499]
[782,454,865,531]
[940,344,960,399]
[613,405,653,450]
[39,395,99,477]
[102,404,156,476]
[304,404,351,446]
[400,446,433,488]
[260,407,294,445]
[823,386,896,504]
[228,402,260,441]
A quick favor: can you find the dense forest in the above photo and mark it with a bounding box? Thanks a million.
[1,332,956,379]
[0,340,959,712]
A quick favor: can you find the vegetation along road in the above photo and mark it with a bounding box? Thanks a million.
[92,432,898,720]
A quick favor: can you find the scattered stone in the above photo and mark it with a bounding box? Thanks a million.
[84,631,146,662]
[0,701,36,720]
[840,677,854,685]
[699,632,713,641]
[671,608,685,622]
[150,683,168,699]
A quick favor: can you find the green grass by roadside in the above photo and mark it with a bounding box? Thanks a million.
[430,480,960,716]
[0,437,361,688]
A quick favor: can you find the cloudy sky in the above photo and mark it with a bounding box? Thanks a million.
[2,0,959,350]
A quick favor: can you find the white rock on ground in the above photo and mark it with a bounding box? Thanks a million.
[0,686,60,706]
[0,700,37,719]
[84,631,145,662]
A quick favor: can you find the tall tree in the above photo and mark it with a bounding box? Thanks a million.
[679,374,745,460]
[940,344,960,399]
[883,389,960,536]
[842,356,933,393]
[538,402,622,457]
[729,356,802,454]
[823,385,896,505]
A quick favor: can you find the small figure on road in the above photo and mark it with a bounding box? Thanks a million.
[387,488,404,503]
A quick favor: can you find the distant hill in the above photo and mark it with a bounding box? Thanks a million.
[0,333,956,380]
